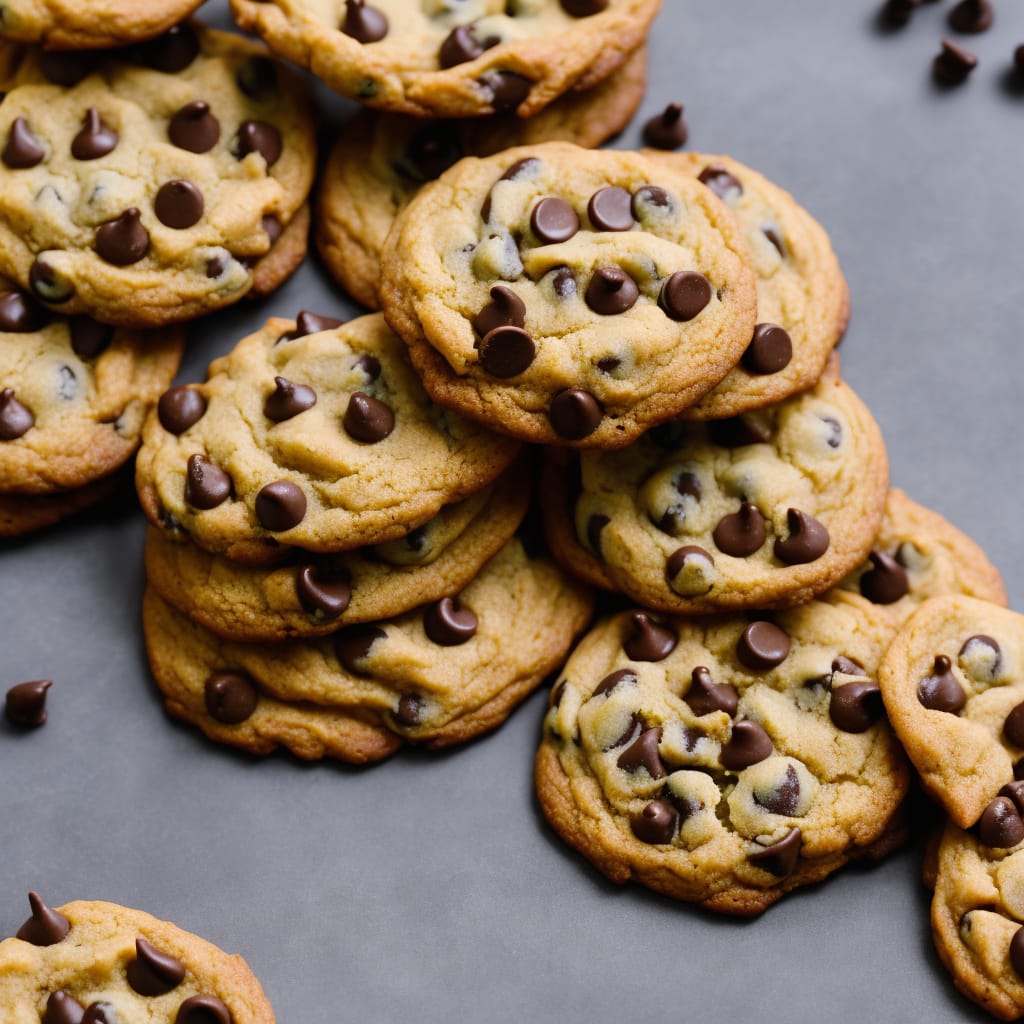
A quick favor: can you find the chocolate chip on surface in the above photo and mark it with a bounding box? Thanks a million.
[184,454,232,510]
[168,101,220,154]
[859,549,909,604]
[71,109,117,160]
[154,180,204,229]
[958,634,1002,681]
[720,719,773,770]
[773,508,830,564]
[753,763,802,815]
[658,271,712,321]
[933,38,978,84]
[948,0,993,33]
[622,611,676,662]
[264,376,316,422]
[882,0,919,27]
[713,503,766,558]
[158,386,207,434]
[126,936,186,996]
[587,187,634,231]
[641,103,687,150]
[531,197,579,244]
[549,388,602,439]
[2,117,45,168]
[585,267,639,315]
[95,208,150,265]
[741,323,792,375]
[630,799,678,844]
[917,654,966,713]
[39,50,99,86]
[16,892,70,946]
[81,1002,118,1024]
[737,621,791,670]
[287,311,343,340]
[204,672,258,724]
[343,392,395,442]
[0,388,34,440]
[341,0,389,42]
[423,596,478,645]
[4,679,51,727]
[685,666,738,717]
[255,480,306,531]
[29,257,74,304]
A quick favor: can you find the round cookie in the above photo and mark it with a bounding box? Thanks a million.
[0,0,205,49]
[0,22,315,327]
[144,459,530,642]
[229,0,660,119]
[380,142,758,448]
[0,475,116,536]
[316,46,647,310]
[136,311,521,565]
[0,282,184,494]
[535,593,910,914]
[143,538,595,760]
[0,894,275,1022]
[541,365,889,612]
[931,821,1024,1021]
[878,595,1024,832]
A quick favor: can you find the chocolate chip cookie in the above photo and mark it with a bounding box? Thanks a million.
[316,46,647,310]
[143,538,595,760]
[0,22,315,327]
[535,593,910,914]
[541,365,889,611]
[0,893,275,1022]
[0,474,116,536]
[380,142,758,447]
[229,0,660,118]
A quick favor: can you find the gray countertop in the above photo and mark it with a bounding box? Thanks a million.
[3,1,1023,1020]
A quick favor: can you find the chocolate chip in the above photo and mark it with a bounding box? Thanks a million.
[549,388,602,440]
[204,672,257,725]
[95,208,149,265]
[586,513,610,556]
[708,415,772,447]
[422,596,478,646]
[44,991,85,1024]
[294,564,350,619]
[949,0,993,33]
[69,317,112,358]
[137,23,199,71]
[587,187,634,231]
[979,797,1024,848]
[933,38,978,84]
[237,57,277,101]
[748,828,802,876]
[697,164,743,200]
[0,388,34,440]
[16,892,70,945]
[71,109,117,161]
[641,103,688,150]
[478,70,532,112]
[1011,927,1024,979]
[859,549,909,604]
[439,23,497,67]
[623,611,676,662]
[594,669,637,697]
[264,376,316,422]
[773,508,830,565]
[829,680,883,733]
[685,666,738,717]
[235,120,282,168]
[81,1003,117,1024]
[286,311,344,340]
[547,267,575,299]
[666,544,714,583]
[917,654,966,713]
[1005,703,1024,748]
[4,679,51,727]
[617,727,666,778]
[255,480,306,531]
[659,271,712,321]
[127,937,185,996]
[959,634,1002,680]
[585,267,639,315]
[174,995,233,1024]
[560,0,609,14]
[2,117,45,168]
[154,180,204,229]
[158,386,206,434]
[29,257,74,304]
[473,285,526,337]
[335,624,386,672]
[480,157,540,220]
[630,799,677,844]
[341,0,389,42]
[0,290,45,332]
[1002,782,1024,815]
[39,50,99,86]
[185,454,232,510]
[343,392,395,443]
[742,323,792,375]
[754,764,801,815]
[478,325,535,378]
[882,0,918,26]
[630,185,673,220]
[737,621,791,670]
[169,101,220,154]
[713,503,766,558]
[607,711,642,751]
[720,719,773,770]
[389,693,420,727]
[531,197,579,244]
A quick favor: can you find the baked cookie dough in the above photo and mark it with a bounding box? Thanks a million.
[0,473,115,536]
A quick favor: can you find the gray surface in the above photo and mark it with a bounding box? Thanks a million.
[2,1,1023,1021]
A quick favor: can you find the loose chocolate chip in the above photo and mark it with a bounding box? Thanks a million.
[335,624,386,672]
[630,185,673,220]
[29,257,74,304]
[713,503,766,558]
[1002,782,1024,815]
[959,634,1002,679]
[774,508,830,565]
[754,764,801,815]
[641,103,687,150]
[917,655,966,713]
[720,719,773,770]
[4,679,51,727]
[1011,927,1024,979]
[748,828,802,877]
[588,187,634,231]
[295,564,351,619]
[623,611,677,662]
[630,799,678,844]
[2,117,45,168]
[549,388,602,440]
[560,0,609,14]
[174,995,233,1024]
[169,101,220,154]
[586,513,610,556]
[264,376,316,422]
[16,892,70,946]
[255,480,306,531]
[666,544,714,583]
[585,267,639,315]
[127,936,186,996]
[949,0,993,33]
[617,727,666,778]
[478,325,535,378]
[685,666,738,717]
[742,323,792,375]
[0,290,45,332]
[737,621,791,670]
[531,197,579,244]
[341,0,389,42]
[882,0,918,26]
[423,596,478,645]
[287,311,344,340]
[343,392,395,443]
[979,797,1024,848]
[708,414,772,447]
[95,208,149,265]
[829,680,884,733]
[235,120,282,168]
[473,284,526,337]
[158,386,206,434]
[659,271,712,321]
[138,23,199,71]
[237,57,277,101]
[594,668,637,697]
[204,672,258,725]
[81,1003,118,1024]
[478,70,532,111]
[69,317,112,358]
[44,991,85,1024]
[698,164,743,200]
[934,38,978,84]
[0,388,34,440]
[440,23,497,67]
[71,109,117,161]
[154,180,204,229]
[1005,703,1024,747]
[859,549,909,604]
[185,454,232,510]
[39,50,99,86]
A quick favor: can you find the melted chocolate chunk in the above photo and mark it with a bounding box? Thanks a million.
[742,323,792,375]
[720,719,773,770]
[343,392,395,443]
[586,513,610,556]
[531,197,579,244]
[754,764,801,815]
[642,103,688,150]
[748,827,802,876]
[137,23,199,71]
[341,0,389,42]
[829,680,883,733]
[71,109,117,161]
[948,0,993,33]
[335,624,386,672]
[617,727,666,778]
[585,267,639,315]
[959,634,1002,679]
[697,164,743,200]
[16,892,70,945]
[737,621,791,670]
[423,596,478,645]
[264,376,316,422]
[235,120,282,167]
[594,668,637,697]
[4,679,51,728]
[478,70,532,112]
[127,937,186,996]
[917,654,966,713]
[622,612,676,662]
[296,564,351,619]
[204,672,258,724]
[44,991,85,1024]
[95,208,149,265]
[169,101,220,154]
[255,480,306,531]
[549,388,602,440]
[685,666,738,717]
[666,544,714,582]
[154,180,204,229]
[630,798,678,844]
[713,503,766,558]
[158,386,207,434]
[184,454,232,510]
[773,508,830,564]
[69,317,113,358]
[978,797,1024,848]
[3,117,45,168]
[933,38,978,84]
[0,388,34,440]
[174,995,233,1024]
[473,284,526,337]
[658,271,712,321]
[859,549,909,604]
[588,187,634,231]
[0,290,45,332]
